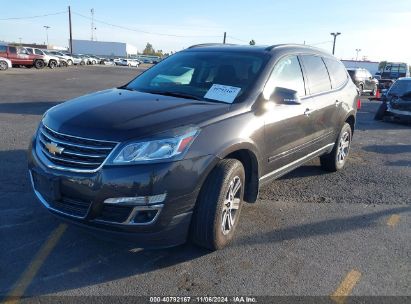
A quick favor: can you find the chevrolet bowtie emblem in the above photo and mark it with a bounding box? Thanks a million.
[45,142,64,155]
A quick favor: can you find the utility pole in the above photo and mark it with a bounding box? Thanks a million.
[18,37,22,45]
[43,25,50,46]
[68,6,73,54]
[91,8,95,41]
[330,32,341,55]
[355,48,361,61]
[223,32,226,44]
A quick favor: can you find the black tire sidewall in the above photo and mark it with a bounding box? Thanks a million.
[0,61,7,70]
[213,161,245,248]
[334,123,352,170]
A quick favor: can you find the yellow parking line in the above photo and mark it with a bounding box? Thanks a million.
[3,224,67,304]
[330,269,362,304]
[387,214,400,227]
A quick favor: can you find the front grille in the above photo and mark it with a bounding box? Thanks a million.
[49,196,91,218]
[37,124,118,171]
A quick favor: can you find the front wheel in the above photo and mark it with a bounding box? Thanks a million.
[67,59,73,66]
[320,123,352,172]
[190,159,245,250]
[0,60,8,70]
[34,60,45,69]
[49,60,57,69]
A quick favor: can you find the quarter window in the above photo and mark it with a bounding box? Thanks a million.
[263,55,306,99]
[300,55,332,94]
[323,58,348,88]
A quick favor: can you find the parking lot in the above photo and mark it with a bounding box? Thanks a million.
[0,66,410,301]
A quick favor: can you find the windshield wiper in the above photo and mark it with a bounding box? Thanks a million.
[147,90,203,101]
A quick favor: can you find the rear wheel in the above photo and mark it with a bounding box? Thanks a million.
[371,85,377,96]
[0,60,8,70]
[60,61,68,67]
[374,102,387,120]
[34,60,45,69]
[67,59,73,66]
[49,60,57,69]
[320,123,352,172]
[358,84,364,96]
[190,159,245,250]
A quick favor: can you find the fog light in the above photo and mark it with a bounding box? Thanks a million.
[104,193,166,205]
[133,210,159,224]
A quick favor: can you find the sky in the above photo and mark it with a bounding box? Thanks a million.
[1,0,411,63]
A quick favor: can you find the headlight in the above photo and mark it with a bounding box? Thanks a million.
[112,129,199,164]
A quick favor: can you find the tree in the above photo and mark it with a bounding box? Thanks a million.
[143,43,155,55]
[378,61,387,71]
[249,39,256,45]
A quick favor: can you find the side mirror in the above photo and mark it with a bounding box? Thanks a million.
[270,87,301,105]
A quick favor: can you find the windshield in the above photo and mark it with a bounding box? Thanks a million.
[125,51,267,103]
[388,79,411,97]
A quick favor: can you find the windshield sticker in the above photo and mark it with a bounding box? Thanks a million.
[204,84,241,103]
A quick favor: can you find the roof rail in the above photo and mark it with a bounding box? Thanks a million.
[265,43,324,51]
[188,43,236,49]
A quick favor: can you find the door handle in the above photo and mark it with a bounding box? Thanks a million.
[304,108,315,116]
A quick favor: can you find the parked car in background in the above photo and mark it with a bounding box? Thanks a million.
[29,44,359,250]
[379,62,410,90]
[117,58,139,67]
[347,68,379,96]
[0,56,12,70]
[0,44,46,69]
[71,54,86,65]
[48,51,74,66]
[375,77,411,123]
[25,47,59,69]
[101,58,115,65]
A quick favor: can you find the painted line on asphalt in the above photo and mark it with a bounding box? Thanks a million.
[387,214,400,227]
[330,269,362,304]
[3,224,67,304]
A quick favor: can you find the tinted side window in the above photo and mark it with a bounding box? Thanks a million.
[300,55,331,94]
[263,55,306,99]
[35,49,43,55]
[0,45,7,52]
[9,47,17,54]
[26,48,33,54]
[323,58,348,88]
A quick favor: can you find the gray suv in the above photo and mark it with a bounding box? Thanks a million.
[347,68,379,96]
[29,44,359,250]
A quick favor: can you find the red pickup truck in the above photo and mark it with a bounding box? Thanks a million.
[0,44,46,69]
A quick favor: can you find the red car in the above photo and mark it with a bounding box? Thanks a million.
[0,44,46,69]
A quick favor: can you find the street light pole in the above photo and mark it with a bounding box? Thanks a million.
[355,48,361,61]
[330,32,341,55]
[43,25,50,46]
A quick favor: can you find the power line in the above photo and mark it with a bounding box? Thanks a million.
[0,11,67,21]
[72,11,221,39]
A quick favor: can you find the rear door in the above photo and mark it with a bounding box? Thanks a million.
[299,55,338,151]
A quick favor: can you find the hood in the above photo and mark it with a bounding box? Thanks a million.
[43,88,230,142]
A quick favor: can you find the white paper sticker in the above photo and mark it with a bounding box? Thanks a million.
[204,84,241,103]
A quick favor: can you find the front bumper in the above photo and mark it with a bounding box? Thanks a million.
[28,137,216,247]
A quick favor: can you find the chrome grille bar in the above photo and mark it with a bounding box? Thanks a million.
[36,124,119,172]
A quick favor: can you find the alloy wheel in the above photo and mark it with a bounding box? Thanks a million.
[221,176,242,235]
[337,131,350,164]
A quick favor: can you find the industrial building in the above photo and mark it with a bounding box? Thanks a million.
[341,59,380,75]
[71,39,138,57]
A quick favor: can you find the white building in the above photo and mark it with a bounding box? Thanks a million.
[341,60,380,75]
[71,39,138,57]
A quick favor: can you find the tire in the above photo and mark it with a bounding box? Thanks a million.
[48,60,57,69]
[358,84,364,96]
[320,123,352,172]
[60,61,68,67]
[371,85,377,96]
[80,61,85,66]
[190,159,245,250]
[374,102,387,120]
[0,60,8,70]
[34,60,45,69]
[67,59,73,66]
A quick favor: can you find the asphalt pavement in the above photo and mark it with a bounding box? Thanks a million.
[0,66,410,301]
